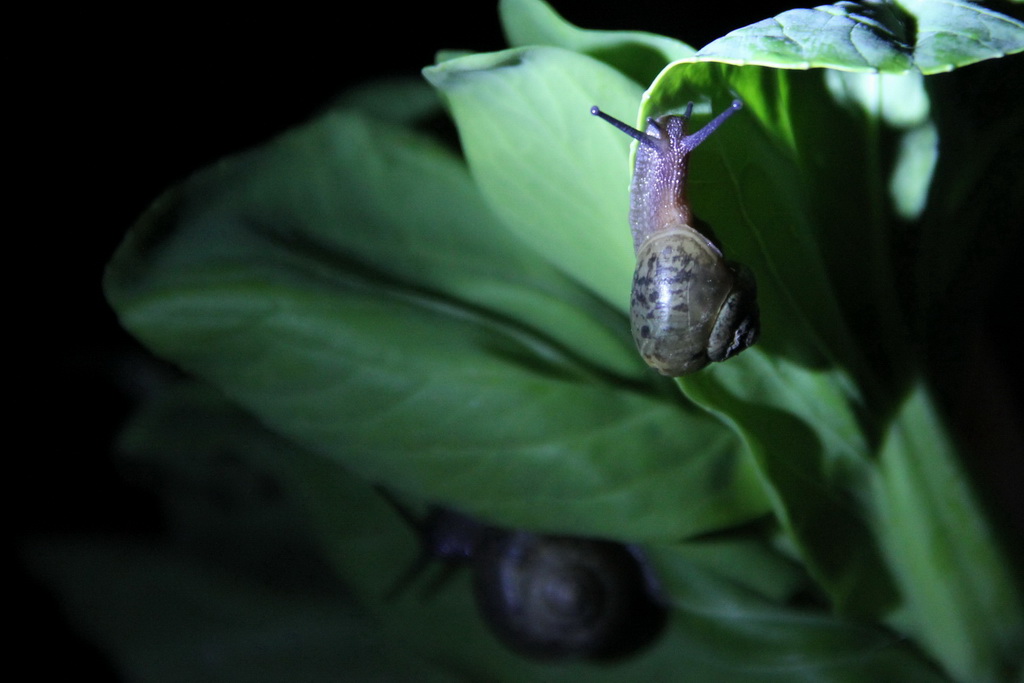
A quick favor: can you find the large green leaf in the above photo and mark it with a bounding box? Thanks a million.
[27,380,446,682]
[694,0,1024,74]
[499,0,694,84]
[896,0,1024,73]
[682,353,895,617]
[26,536,444,683]
[871,384,1024,682]
[424,46,642,311]
[696,2,915,72]
[104,82,769,542]
[40,379,940,682]
[641,545,948,682]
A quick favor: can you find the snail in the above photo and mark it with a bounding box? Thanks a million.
[380,492,667,661]
[591,99,759,376]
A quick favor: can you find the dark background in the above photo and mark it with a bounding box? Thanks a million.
[23,2,1022,678]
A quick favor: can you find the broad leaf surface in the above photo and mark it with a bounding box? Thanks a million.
[871,384,1024,681]
[695,0,1024,74]
[424,47,642,310]
[104,82,769,542]
[499,0,694,84]
[27,380,945,682]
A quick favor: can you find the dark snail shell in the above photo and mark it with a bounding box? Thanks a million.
[472,529,667,660]
[592,99,760,376]
[379,492,667,662]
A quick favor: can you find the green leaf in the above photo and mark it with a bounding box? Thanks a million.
[896,0,1024,73]
[157,384,937,682]
[48,380,941,682]
[694,0,1024,74]
[104,87,769,542]
[694,2,915,72]
[29,382,450,682]
[499,0,694,84]
[25,536,447,683]
[310,470,955,681]
[682,352,898,617]
[870,383,1024,682]
[424,46,642,311]
[642,545,948,682]
[331,75,443,123]
[320,468,941,681]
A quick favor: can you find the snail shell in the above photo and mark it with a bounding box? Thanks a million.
[472,529,666,661]
[380,492,666,661]
[592,100,760,376]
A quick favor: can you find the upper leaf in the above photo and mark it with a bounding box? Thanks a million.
[499,0,694,84]
[424,47,643,311]
[896,0,1024,72]
[694,0,1023,74]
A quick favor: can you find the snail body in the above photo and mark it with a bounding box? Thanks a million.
[382,495,666,661]
[592,100,759,376]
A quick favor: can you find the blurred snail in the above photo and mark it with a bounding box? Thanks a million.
[380,492,667,661]
[591,99,759,376]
